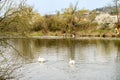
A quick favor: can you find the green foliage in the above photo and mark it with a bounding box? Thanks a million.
[30,14,44,31]
[43,15,61,31]
[0,1,100,36]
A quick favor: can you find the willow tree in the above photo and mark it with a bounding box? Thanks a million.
[7,5,35,34]
[0,0,27,33]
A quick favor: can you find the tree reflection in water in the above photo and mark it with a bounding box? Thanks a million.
[1,38,120,80]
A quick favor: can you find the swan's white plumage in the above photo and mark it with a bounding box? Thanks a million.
[38,57,45,63]
[69,59,75,64]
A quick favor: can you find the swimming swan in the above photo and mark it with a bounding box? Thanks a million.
[69,59,75,65]
[38,57,45,63]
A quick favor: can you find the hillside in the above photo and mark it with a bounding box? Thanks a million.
[94,6,118,15]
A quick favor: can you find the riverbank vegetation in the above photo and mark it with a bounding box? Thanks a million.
[0,0,119,37]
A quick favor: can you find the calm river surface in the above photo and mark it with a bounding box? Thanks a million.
[1,38,120,80]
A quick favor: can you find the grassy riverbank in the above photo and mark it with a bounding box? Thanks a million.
[0,29,118,38]
[28,29,117,37]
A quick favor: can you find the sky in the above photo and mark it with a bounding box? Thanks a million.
[26,0,113,15]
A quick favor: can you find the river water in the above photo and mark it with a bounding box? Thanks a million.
[0,38,120,80]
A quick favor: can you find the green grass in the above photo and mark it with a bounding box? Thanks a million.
[30,32,44,36]
[92,29,111,34]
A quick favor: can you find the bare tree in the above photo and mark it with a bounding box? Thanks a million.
[62,1,79,37]
[0,0,28,79]
[114,0,120,23]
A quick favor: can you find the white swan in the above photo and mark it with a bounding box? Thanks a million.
[38,57,45,63]
[72,34,75,38]
[69,59,75,65]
